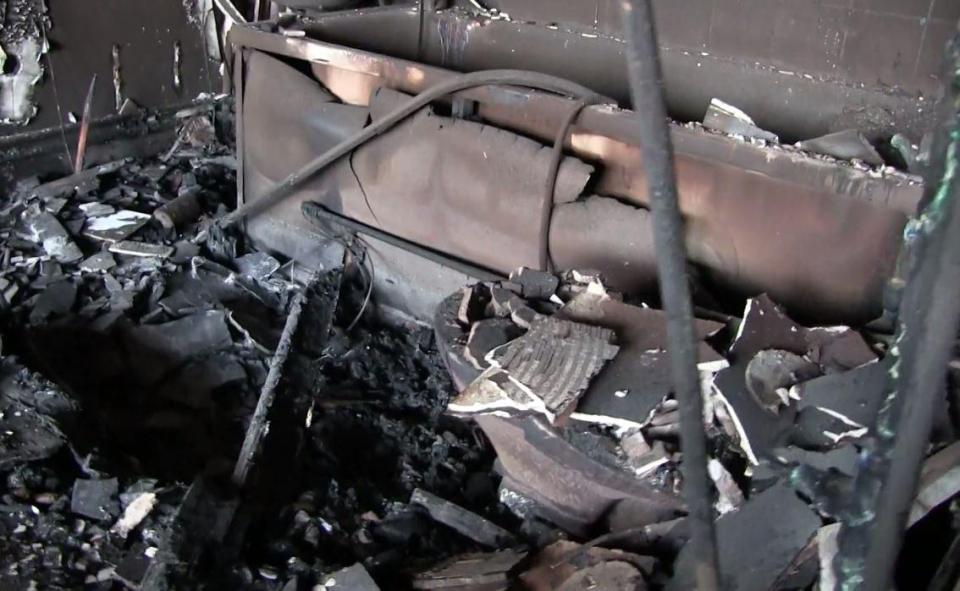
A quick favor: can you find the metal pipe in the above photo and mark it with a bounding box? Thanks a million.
[541,99,590,271]
[620,2,720,589]
[302,201,502,282]
[835,32,960,591]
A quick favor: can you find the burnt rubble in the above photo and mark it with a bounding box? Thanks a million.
[0,94,957,591]
[433,268,960,589]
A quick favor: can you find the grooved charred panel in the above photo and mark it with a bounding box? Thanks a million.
[917,19,958,83]
[931,0,960,21]
[707,0,779,60]
[769,4,849,74]
[841,10,926,87]
[650,0,712,50]
[853,0,933,17]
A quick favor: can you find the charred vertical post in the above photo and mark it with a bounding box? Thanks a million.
[619,1,720,589]
[232,291,305,487]
[835,31,960,591]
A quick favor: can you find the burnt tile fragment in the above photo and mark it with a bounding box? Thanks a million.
[797,130,884,166]
[70,478,119,521]
[712,295,876,464]
[560,293,725,430]
[792,359,890,448]
[464,318,522,369]
[669,482,820,591]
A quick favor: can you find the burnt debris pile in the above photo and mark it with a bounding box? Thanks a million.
[0,105,958,591]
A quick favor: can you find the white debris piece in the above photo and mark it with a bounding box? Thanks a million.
[708,458,745,514]
[110,492,157,538]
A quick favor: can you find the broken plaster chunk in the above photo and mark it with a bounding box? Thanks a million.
[805,327,877,372]
[703,98,779,143]
[713,294,860,465]
[118,98,141,117]
[817,523,842,591]
[708,459,745,514]
[509,304,538,329]
[568,348,672,433]
[111,492,157,538]
[30,160,127,201]
[84,210,152,243]
[745,349,820,414]
[27,211,83,263]
[560,293,725,432]
[109,240,174,259]
[797,130,884,167]
[448,367,545,417]
[42,197,68,214]
[629,440,672,478]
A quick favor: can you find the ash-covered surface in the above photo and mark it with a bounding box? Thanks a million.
[227,325,505,589]
[0,101,508,590]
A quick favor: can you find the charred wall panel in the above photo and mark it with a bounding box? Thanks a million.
[302,3,949,141]
[484,0,954,93]
[0,0,217,136]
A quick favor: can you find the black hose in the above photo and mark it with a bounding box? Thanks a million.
[620,1,720,589]
[222,69,607,228]
[540,99,592,271]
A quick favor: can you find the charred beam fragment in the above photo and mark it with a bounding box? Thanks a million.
[411,488,516,549]
[232,290,305,488]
